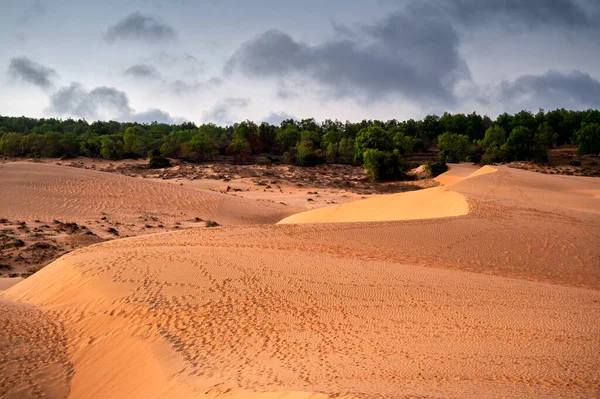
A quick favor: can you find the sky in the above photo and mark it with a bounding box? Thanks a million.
[1,0,600,125]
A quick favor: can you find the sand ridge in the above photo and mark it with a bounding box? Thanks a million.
[1,164,600,398]
[277,164,496,224]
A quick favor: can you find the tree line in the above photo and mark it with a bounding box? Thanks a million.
[1,108,599,181]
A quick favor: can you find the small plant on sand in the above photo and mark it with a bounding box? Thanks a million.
[148,149,172,169]
[424,161,448,177]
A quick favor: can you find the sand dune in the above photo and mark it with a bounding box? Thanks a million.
[0,162,296,226]
[278,165,496,224]
[1,164,599,398]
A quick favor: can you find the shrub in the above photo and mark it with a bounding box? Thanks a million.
[424,161,448,177]
[355,126,393,161]
[148,149,171,169]
[575,123,600,155]
[437,132,470,163]
[100,137,124,160]
[363,149,406,182]
[569,160,582,166]
[505,126,534,161]
[295,141,324,167]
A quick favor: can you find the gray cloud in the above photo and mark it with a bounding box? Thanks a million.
[8,57,58,89]
[263,111,295,125]
[49,83,132,119]
[445,0,598,30]
[48,82,183,123]
[125,63,161,79]
[150,52,201,70]
[203,98,250,125]
[169,80,200,95]
[106,12,177,43]
[19,0,47,23]
[225,2,469,105]
[499,70,600,111]
[168,76,222,96]
[129,109,186,124]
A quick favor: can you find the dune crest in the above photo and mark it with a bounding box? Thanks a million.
[278,164,497,225]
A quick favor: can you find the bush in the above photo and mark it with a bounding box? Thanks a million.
[148,149,171,169]
[363,149,406,182]
[100,137,124,160]
[295,141,324,167]
[437,132,470,163]
[575,123,600,155]
[505,126,534,161]
[569,160,582,167]
[282,151,295,164]
[424,161,448,177]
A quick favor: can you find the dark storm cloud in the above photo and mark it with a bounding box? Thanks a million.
[445,0,598,30]
[105,12,177,43]
[8,57,57,89]
[500,70,600,110]
[203,98,250,125]
[49,82,182,123]
[125,63,161,79]
[225,2,469,105]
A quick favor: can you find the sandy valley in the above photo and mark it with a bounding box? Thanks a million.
[1,161,599,398]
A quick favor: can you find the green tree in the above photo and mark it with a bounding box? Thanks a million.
[437,132,470,163]
[80,135,102,158]
[532,123,556,162]
[391,129,415,154]
[148,149,172,169]
[0,133,24,156]
[123,126,149,157]
[21,133,48,158]
[505,126,534,161]
[182,133,217,162]
[482,125,506,148]
[355,126,393,161]
[295,140,324,167]
[276,124,300,151]
[363,149,406,182]
[231,121,259,154]
[575,123,600,155]
[60,133,81,156]
[100,136,124,160]
[44,131,63,157]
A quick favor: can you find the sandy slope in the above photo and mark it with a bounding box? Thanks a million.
[1,165,600,398]
[0,162,296,226]
[277,165,497,224]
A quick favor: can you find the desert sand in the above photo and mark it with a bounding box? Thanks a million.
[0,162,296,226]
[0,162,300,276]
[1,163,599,398]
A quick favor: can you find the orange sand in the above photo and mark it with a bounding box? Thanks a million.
[1,164,600,398]
[278,165,498,224]
[0,162,296,226]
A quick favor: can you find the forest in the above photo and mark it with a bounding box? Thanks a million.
[1,108,599,181]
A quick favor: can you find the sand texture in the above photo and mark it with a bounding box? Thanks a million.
[0,162,295,226]
[1,163,599,398]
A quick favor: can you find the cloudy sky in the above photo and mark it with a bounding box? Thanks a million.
[2,0,600,125]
